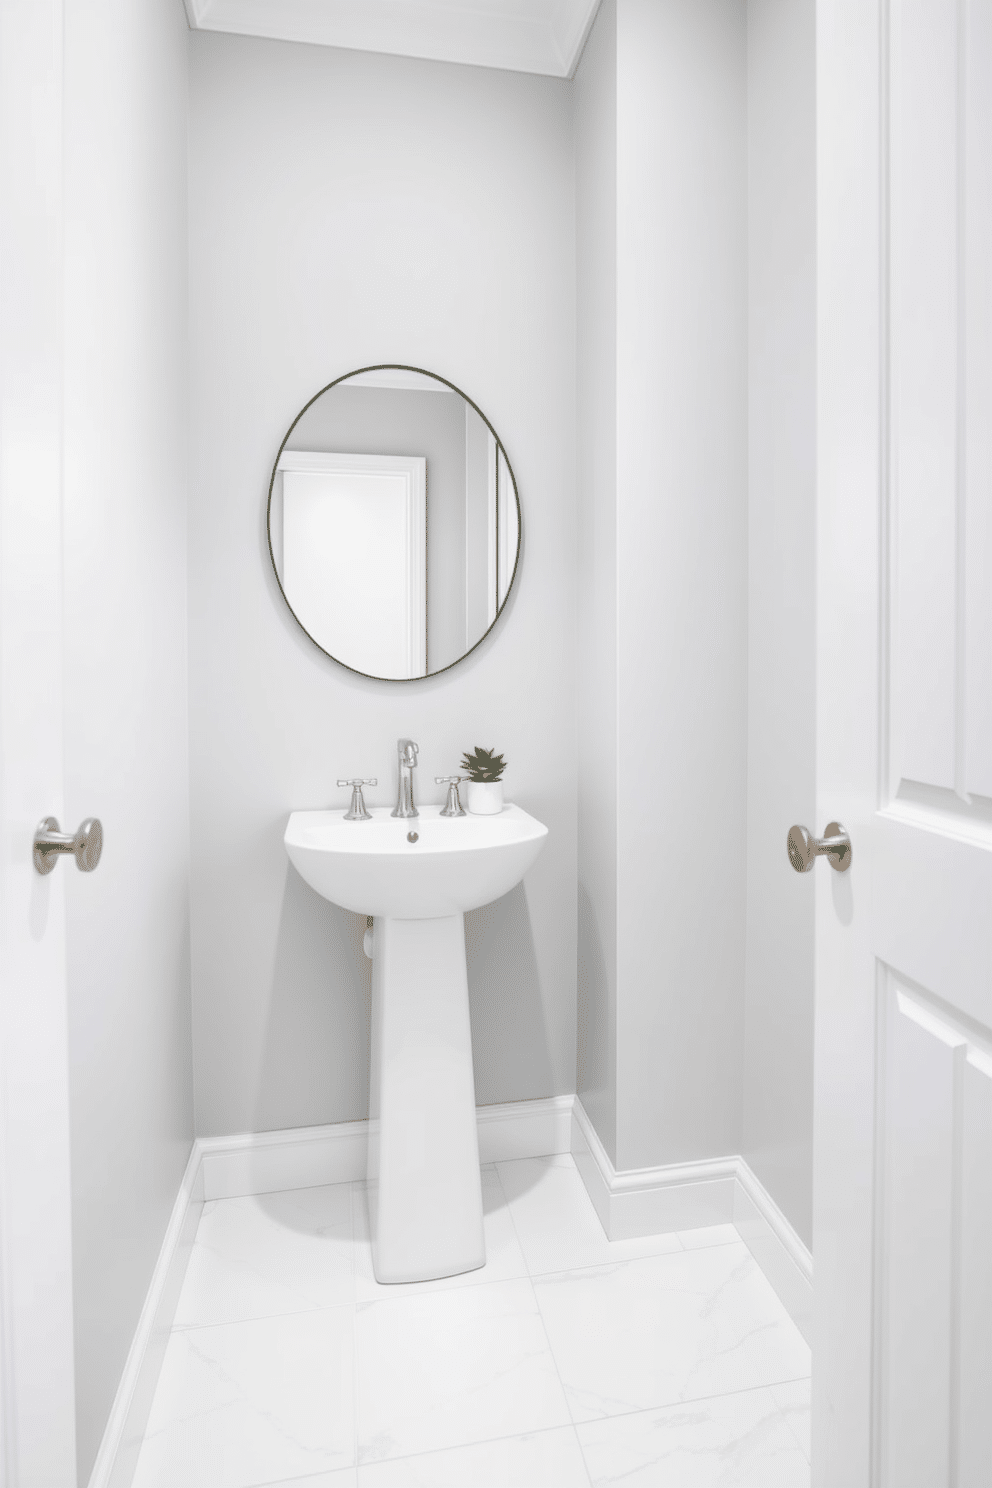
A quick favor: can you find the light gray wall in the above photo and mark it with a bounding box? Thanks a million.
[576,0,748,1173]
[188,33,577,1138]
[743,0,817,1247]
[615,0,748,1170]
[575,0,619,1164]
[61,0,193,1478]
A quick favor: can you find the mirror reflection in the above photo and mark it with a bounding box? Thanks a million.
[267,366,520,680]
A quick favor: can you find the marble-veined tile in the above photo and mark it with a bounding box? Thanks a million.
[534,1244,810,1422]
[355,1277,571,1463]
[769,1378,811,1461]
[355,1426,591,1485]
[577,1387,811,1486]
[175,1184,355,1328]
[678,1224,741,1250]
[352,1166,528,1301]
[495,1156,682,1275]
[131,1308,355,1488]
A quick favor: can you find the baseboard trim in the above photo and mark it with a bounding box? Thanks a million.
[199,1095,575,1201]
[570,1097,813,1341]
[571,1097,738,1238]
[476,1094,574,1163]
[734,1162,813,1343]
[88,1144,204,1488]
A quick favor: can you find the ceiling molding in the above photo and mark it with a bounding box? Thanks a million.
[182,0,602,80]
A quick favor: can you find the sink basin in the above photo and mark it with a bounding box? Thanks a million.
[283,797,549,1285]
[284,802,548,919]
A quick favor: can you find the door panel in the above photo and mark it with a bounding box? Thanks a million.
[873,817,992,1020]
[816,0,992,1483]
[889,0,959,792]
[874,976,992,1488]
[0,1,78,1483]
[888,0,992,811]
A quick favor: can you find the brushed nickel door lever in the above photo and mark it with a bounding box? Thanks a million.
[787,821,852,873]
[33,816,103,874]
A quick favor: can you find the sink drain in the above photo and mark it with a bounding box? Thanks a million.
[407,831,419,843]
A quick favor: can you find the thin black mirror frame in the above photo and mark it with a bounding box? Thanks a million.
[266,364,522,682]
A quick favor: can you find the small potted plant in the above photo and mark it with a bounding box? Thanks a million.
[460,746,507,815]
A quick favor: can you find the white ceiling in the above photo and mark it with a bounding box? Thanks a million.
[182,0,603,79]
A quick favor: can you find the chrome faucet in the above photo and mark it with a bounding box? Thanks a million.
[391,738,419,818]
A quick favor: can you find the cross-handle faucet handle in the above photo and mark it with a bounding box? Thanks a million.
[435,775,467,818]
[337,778,377,822]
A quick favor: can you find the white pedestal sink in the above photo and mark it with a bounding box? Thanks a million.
[284,803,548,1283]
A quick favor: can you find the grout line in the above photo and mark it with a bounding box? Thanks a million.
[570,1376,814,1434]
[168,1287,361,1337]
[491,1163,592,1485]
[489,1156,524,1252]
[525,1237,749,1286]
[256,1472,350,1488]
[349,1418,593,1481]
[202,1175,360,1205]
[169,1299,357,1334]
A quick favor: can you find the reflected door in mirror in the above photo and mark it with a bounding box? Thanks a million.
[279,451,426,680]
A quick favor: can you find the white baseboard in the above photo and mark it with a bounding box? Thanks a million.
[88,1146,204,1488]
[571,1098,738,1238]
[198,1094,574,1201]
[734,1161,813,1344]
[570,1097,813,1342]
[198,1117,369,1199]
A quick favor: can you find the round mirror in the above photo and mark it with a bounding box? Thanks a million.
[267,365,521,680]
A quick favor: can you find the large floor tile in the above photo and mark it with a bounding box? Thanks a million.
[534,1244,810,1422]
[355,1277,571,1463]
[356,1426,591,1486]
[352,1166,528,1301]
[175,1185,355,1328]
[496,1156,682,1275]
[577,1388,811,1486]
[131,1308,356,1488]
[769,1378,811,1461]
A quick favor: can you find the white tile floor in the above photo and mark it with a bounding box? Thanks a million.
[132,1154,811,1488]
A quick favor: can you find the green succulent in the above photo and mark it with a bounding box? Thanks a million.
[460,746,506,783]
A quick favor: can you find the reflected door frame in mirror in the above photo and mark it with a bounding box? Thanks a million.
[266,364,521,681]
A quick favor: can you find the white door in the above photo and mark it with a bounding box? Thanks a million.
[0,1,79,1483]
[815,2,992,1484]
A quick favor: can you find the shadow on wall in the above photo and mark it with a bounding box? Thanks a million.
[255,859,371,1132]
[466,881,553,1107]
[256,858,552,1133]
[576,881,612,1143]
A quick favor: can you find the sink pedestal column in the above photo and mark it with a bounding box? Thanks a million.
[368,912,485,1283]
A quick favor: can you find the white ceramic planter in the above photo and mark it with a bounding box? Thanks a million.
[466,781,503,815]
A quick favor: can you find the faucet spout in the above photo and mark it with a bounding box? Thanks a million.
[391,738,419,818]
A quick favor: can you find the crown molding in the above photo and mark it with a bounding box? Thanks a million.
[182,0,602,80]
